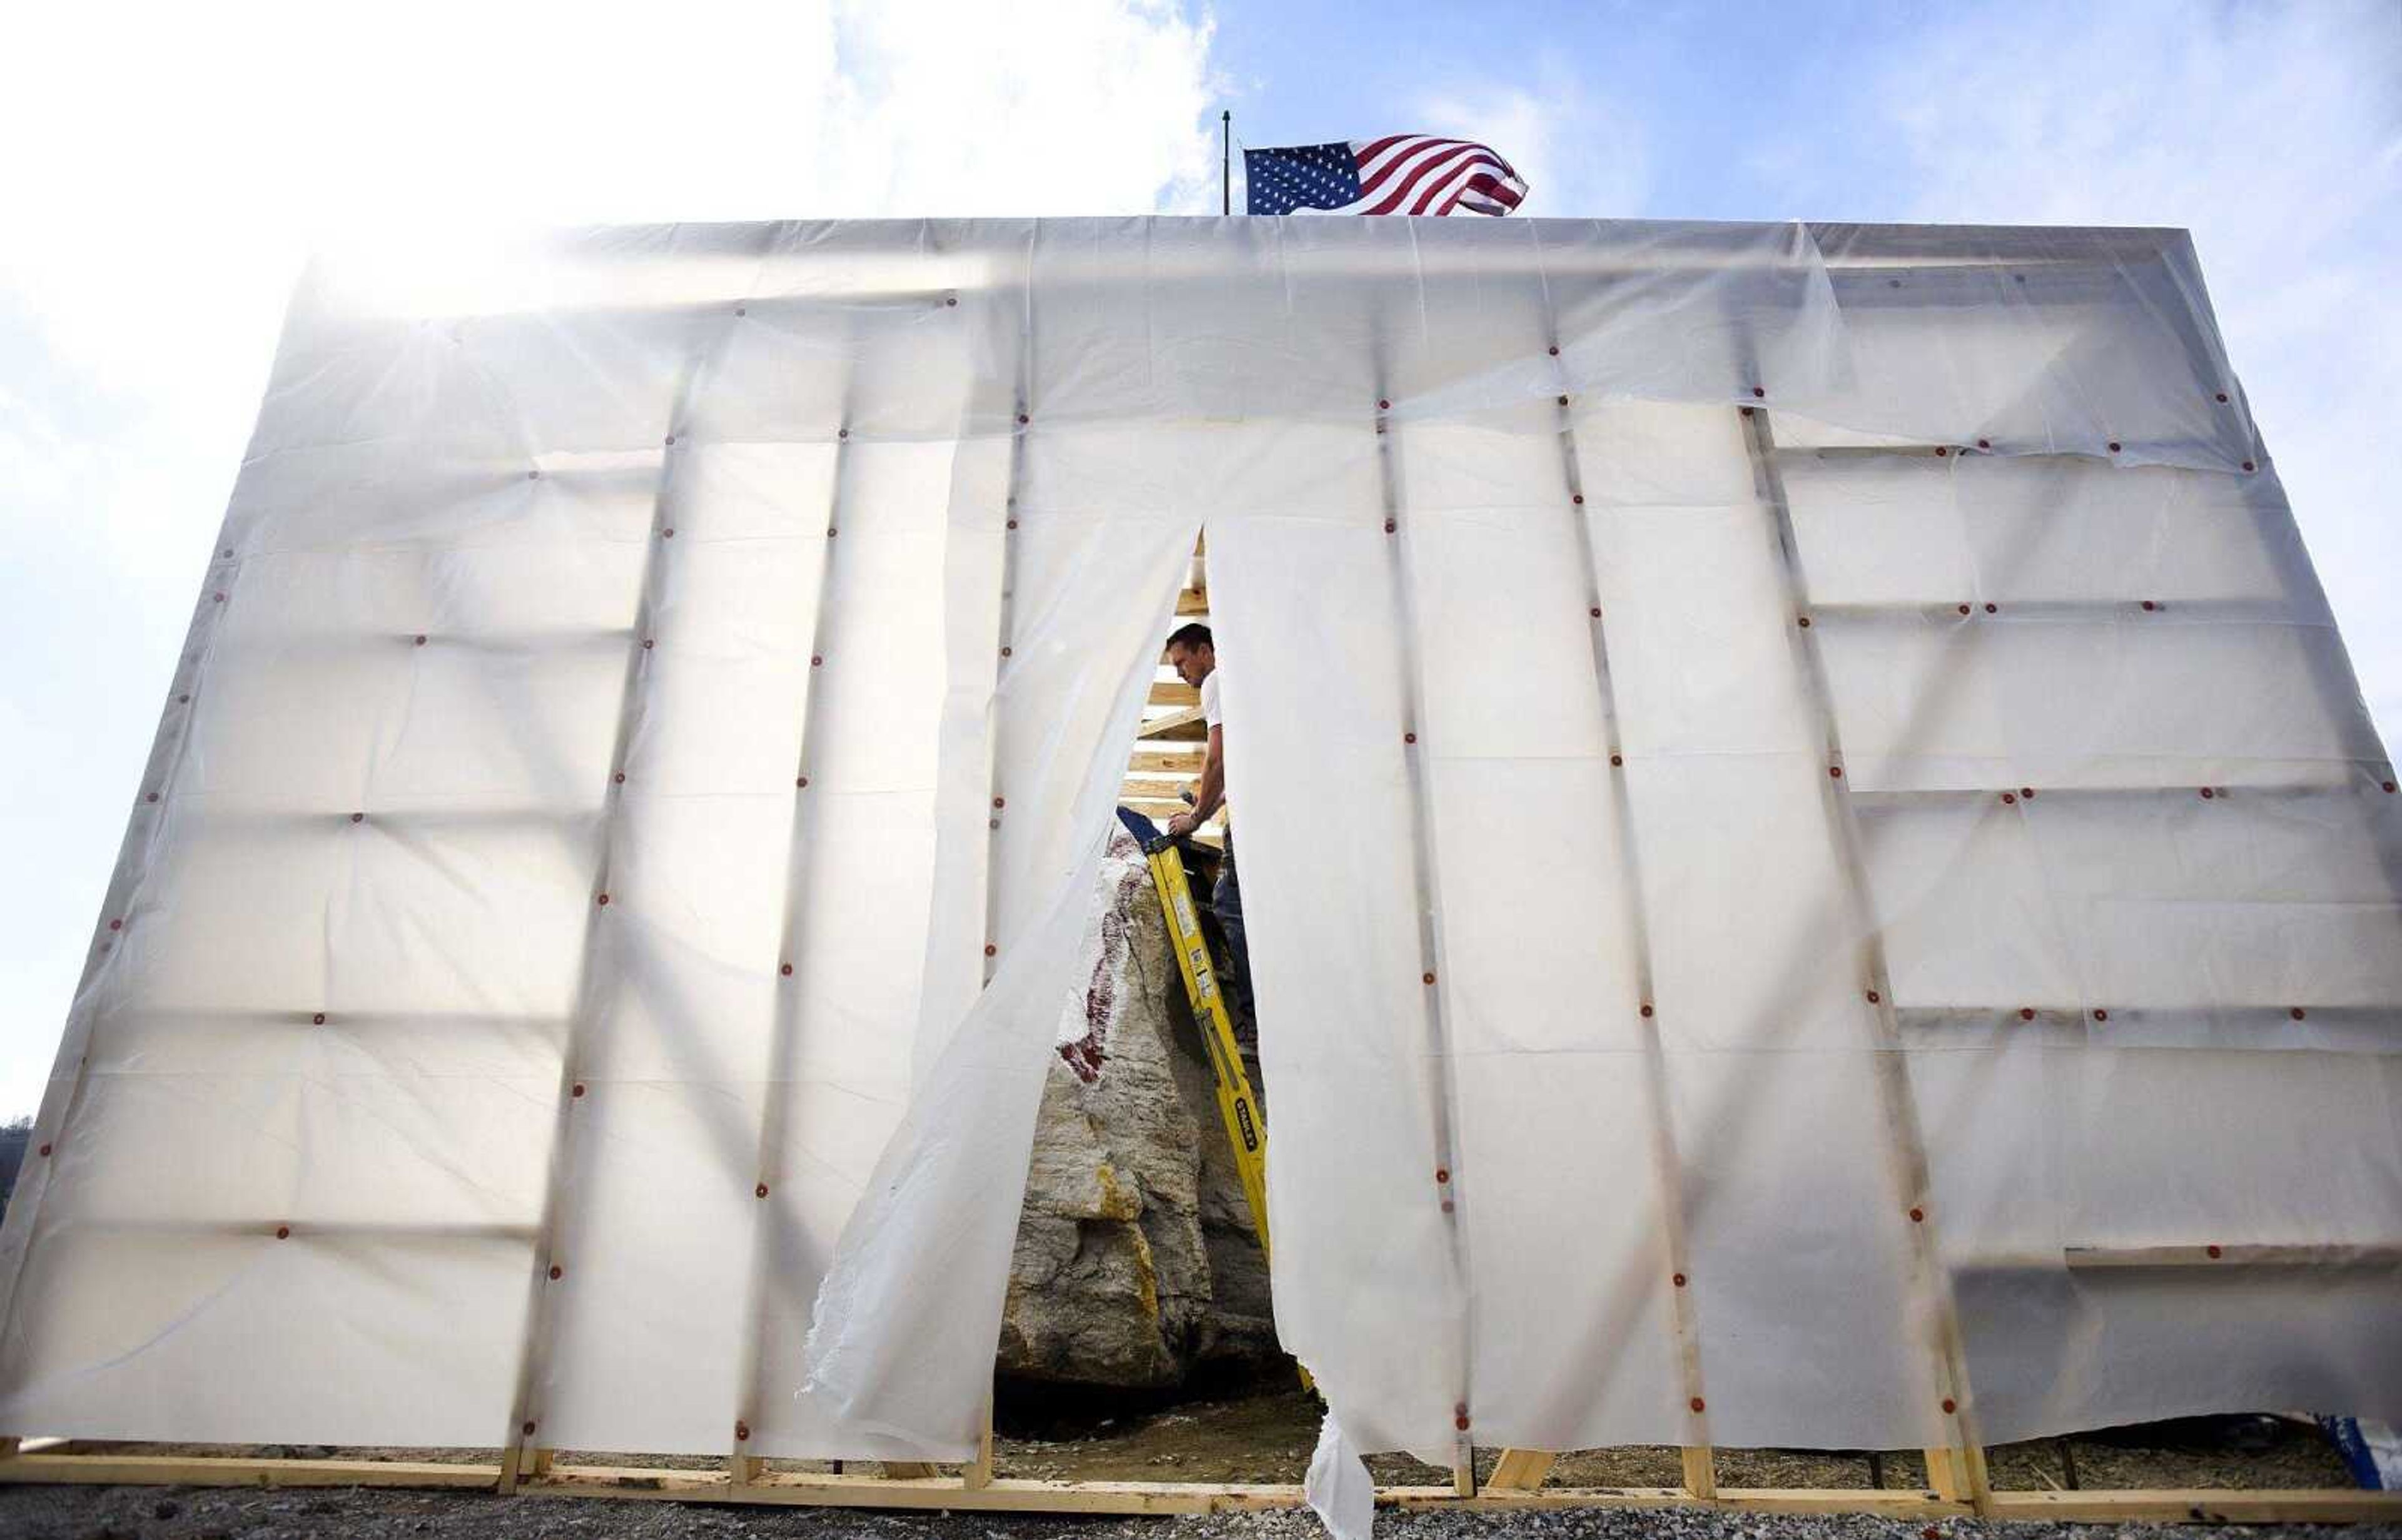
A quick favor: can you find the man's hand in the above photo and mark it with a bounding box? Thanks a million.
[1164,810,1198,839]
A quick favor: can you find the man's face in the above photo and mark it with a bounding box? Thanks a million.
[1167,641,1214,688]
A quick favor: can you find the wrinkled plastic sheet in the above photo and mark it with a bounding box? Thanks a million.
[1,218,2394,1464]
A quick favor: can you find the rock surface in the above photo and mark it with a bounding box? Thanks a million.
[1000,828,1277,1388]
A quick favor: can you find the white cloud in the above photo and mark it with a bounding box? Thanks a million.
[1417,61,1649,220]
[0,0,1219,1116]
[1867,0,2402,742]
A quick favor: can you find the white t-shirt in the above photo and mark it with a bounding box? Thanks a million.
[1200,667,1222,729]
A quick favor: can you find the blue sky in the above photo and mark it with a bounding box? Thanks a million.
[2,0,2398,1117]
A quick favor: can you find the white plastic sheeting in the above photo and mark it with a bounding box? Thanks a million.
[2,218,2396,1466]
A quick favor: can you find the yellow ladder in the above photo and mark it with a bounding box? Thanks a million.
[1140,836,1274,1262]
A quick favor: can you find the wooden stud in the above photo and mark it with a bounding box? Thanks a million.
[1545,308,1716,1457]
[728,370,859,1487]
[1137,705,1206,739]
[1680,1446,1718,1501]
[1370,374,1477,1486]
[499,306,748,1492]
[1740,406,1990,1516]
[879,1461,941,1480]
[965,1398,995,1491]
[1486,1449,1555,1490]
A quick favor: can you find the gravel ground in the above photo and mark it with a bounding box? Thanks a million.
[0,1486,2398,1540]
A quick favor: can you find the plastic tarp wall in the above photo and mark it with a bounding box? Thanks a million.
[3,218,2397,1467]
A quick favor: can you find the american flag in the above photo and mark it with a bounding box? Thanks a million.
[1242,135,1528,216]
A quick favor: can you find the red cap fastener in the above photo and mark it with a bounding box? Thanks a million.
[838,428,849,440]
[757,1182,770,1198]
[2199,787,2215,799]
[1866,989,1881,1004]
[1909,1206,1925,1223]
[1751,387,1765,398]
[213,592,226,603]
[38,1143,51,1158]
[1673,1272,1687,1287]
[1435,1167,1450,1183]
[642,639,654,649]
[1556,394,1568,407]
[780,963,793,977]
[2092,1008,2109,1021]
[2206,1244,2223,1258]
[1977,438,1992,450]
[2107,442,2122,454]
[1639,1003,1655,1018]
[1572,494,1584,505]
[1829,765,1843,778]
[524,1421,537,1437]
[1609,753,1623,767]
[1422,971,1436,985]
[828,525,839,536]
[1935,447,1948,458]
[109,919,122,932]
[2002,792,2016,805]
[1797,615,1812,628]
[2019,1007,2034,1021]
[1690,1396,1707,1412]
[1377,399,1390,411]
[1942,1397,1957,1414]
[992,796,1005,809]
[2215,392,2229,403]
[312,1013,326,1025]
[613,772,626,784]
[1404,731,1417,744]
[2289,1006,2306,1020]
[146,792,159,804]
[549,1264,562,1280]
[1006,519,1018,530]
[413,634,428,646]
[797,775,809,788]
[2141,600,2157,612]
[2242,460,2256,472]
[662,527,675,539]
[1983,602,1997,614]
[1589,606,1602,618]
[811,655,823,667]
[572,1083,586,1098]
[1016,413,1030,426]
[946,296,958,306]
[984,943,997,957]
[596,893,611,906]
[275,1225,290,1240]
[1957,604,1971,615]
[1383,519,1396,533]
[351,812,364,823]
[2384,781,2397,793]
[1547,345,1559,357]
[1740,405,1755,417]
[2021,787,2035,799]
[1000,646,1013,657]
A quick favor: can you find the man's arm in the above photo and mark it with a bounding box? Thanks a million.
[1167,724,1225,836]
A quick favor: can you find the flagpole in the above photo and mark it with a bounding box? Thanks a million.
[1222,111,1232,215]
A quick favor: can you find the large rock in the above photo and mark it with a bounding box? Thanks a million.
[998,828,1277,1387]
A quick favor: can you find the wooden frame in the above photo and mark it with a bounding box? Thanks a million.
[2,1441,2395,1523]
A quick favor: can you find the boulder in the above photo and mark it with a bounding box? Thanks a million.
[998,828,1277,1387]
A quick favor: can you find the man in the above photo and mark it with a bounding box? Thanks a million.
[1161,622,1251,1020]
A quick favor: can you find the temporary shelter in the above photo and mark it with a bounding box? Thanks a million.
[1,218,2396,1522]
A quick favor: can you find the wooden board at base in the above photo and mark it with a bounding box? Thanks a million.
[2,1451,2397,1524]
